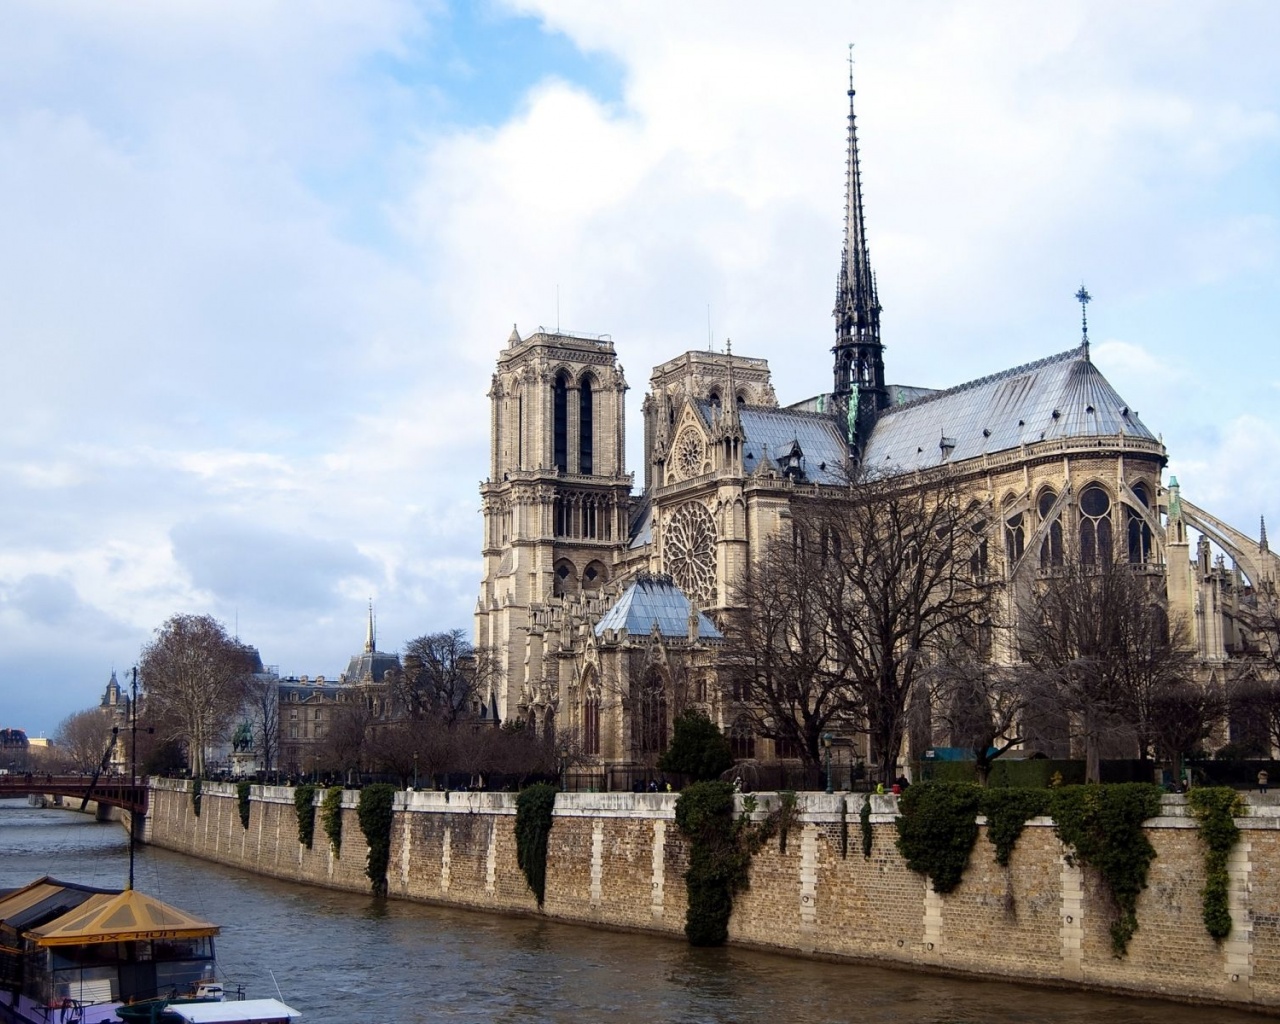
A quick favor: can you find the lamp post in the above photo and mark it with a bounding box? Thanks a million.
[128,667,139,890]
[822,733,833,795]
[413,752,419,791]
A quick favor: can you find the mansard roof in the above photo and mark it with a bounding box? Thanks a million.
[594,574,722,640]
[860,346,1157,473]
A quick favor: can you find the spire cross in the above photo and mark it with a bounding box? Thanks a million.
[1075,284,1091,348]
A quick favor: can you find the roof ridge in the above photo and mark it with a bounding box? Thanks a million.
[741,405,841,424]
[884,345,1085,415]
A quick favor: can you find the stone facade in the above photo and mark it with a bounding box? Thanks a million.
[147,780,1280,1008]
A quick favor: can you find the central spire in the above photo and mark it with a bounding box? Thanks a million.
[832,47,886,451]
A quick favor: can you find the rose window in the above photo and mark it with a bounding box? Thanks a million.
[663,501,717,607]
[674,427,706,480]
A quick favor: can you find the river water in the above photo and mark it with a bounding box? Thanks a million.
[0,798,1265,1024]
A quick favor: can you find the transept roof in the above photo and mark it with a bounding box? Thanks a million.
[594,574,722,640]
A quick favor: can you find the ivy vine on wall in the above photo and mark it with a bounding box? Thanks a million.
[236,781,251,830]
[294,783,317,849]
[322,785,344,855]
[860,795,873,858]
[357,783,397,897]
[894,783,982,893]
[1049,783,1163,957]
[674,781,752,946]
[979,788,1050,866]
[1188,786,1244,941]
[514,783,557,907]
[190,776,202,818]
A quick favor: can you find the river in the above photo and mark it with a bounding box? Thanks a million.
[0,798,1266,1024]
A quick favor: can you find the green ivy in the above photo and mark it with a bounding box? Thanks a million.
[839,797,849,859]
[860,795,873,858]
[1050,783,1163,957]
[294,783,317,849]
[776,791,799,854]
[674,781,752,946]
[191,776,202,818]
[514,782,558,907]
[895,782,982,894]
[1188,787,1244,941]
[236,781,251,830]
[357,783,397,897]
[980,788,1050,867]
[321,785,344,855]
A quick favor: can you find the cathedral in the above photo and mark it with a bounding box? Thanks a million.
[474,76,1278,771]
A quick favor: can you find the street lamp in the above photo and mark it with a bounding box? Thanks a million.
[413,752,419,791]
[822,733,834,795]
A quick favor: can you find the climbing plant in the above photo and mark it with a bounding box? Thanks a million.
[860,795,873,858]
[357,783,397,897]
[776,791,799,854]
[1188,786,1245,941]
[894,782,982,894]
[191,776,202,818]
[674,781,752,946]
[236,781,251,830]
[322,785,344,855]
[514,782,558,907]
[980,788,1050,867]
[294,783,317,849]
[1050,783,1163,957]
[839,797,849,859]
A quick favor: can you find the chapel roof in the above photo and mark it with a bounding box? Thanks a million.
[860,346,1157,472]
[594,574,723,640]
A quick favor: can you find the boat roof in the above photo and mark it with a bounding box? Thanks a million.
[168,999,302,1023]
[17,884,218,947]
[0,877,114,933]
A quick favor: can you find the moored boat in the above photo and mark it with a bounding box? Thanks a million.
[0,878,298,1024]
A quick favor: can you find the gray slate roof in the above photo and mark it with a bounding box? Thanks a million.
[860,346,1156,473]
[738,407,849,484]
[594,575,723,640]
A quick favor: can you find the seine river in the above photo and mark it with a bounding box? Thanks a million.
[0,798,1266,1024]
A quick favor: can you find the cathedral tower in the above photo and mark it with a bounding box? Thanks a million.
[476,327,631,723]
[831,61,887,454]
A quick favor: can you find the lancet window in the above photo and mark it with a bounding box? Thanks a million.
[1079,485,1113,565]
[1038,489,1064,569]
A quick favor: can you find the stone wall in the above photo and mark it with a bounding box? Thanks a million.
[144,781,1280,1008]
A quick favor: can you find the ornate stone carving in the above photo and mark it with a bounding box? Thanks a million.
[663,501,717,608]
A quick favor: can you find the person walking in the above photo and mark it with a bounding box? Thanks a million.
[1258,769,1269,795]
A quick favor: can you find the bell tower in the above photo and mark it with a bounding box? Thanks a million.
[476,327,631,723]
[831,53,887,454]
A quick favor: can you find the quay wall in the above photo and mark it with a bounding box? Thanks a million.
[144,780,1280,1009]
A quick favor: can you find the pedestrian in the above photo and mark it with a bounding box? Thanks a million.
[1259,769,1269,795]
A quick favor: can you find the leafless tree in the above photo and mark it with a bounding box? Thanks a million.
[928,650,1031,786]
[1019,560,1197,781]
[317,701,374,778]
[138,615,256,776]
[399,630,502,726]
[1225,590,1280,756]
[54,709,118,772]
[241,674,280,772]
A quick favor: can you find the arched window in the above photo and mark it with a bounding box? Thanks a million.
[1038,489,1064,569]
[728,721,755,761]
[635,670,668,756]
[553,372,569,472]
[1079,485,1113,565]
[1004,507,1025,567]
[583,693,600,756]
[579,376,593,475]
[1127,482,1153,564]
[553,559,576,597]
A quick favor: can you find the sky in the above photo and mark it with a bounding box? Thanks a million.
[1,0,1277,737]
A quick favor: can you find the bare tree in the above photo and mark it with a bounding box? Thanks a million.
[1019,560,1197,781]
[54,709,118,772]
[317,701,374,779]
[722,535,852,769]
[929,652,1031,786]
[241,674,280,773]
[399,630,501,726]
[139,615,255,777]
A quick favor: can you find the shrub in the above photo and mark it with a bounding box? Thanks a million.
[294,783,317,849]
[658,710,734,781]
[322,785,344,855]
[236,781,251,830]
[1188,786,1245,941]
[895,782,982,893]
[357,784,397,897]
[1050,783,1163,956]
[514,782,558,907]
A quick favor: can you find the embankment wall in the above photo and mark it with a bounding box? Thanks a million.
[144,780,1280,1009]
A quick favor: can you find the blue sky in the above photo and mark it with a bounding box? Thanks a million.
[1,0,1277,736]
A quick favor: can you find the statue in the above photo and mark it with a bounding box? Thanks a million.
[232,721,253,753]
